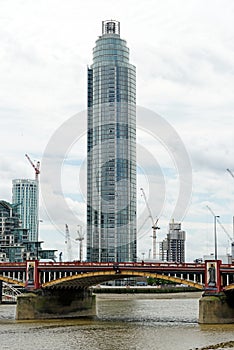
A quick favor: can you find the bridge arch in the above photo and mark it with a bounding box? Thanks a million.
[223,284,234,292]
[42,270,203,290]
[0,276,25,287]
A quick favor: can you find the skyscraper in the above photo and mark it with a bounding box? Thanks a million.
[12,179,39,242]
[87,20,136,262]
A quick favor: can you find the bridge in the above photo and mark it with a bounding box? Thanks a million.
[0,260,234,290]
[0,260,234,323]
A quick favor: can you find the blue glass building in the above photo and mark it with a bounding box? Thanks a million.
[87,20,136,262]
[12,179,39,242]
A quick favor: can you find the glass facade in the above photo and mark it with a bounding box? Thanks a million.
[87,20,136,262]
[12,179,39,242]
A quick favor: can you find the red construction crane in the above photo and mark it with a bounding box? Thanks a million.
[25,154,40,181]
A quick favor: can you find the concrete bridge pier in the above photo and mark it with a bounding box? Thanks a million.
[199,292,234,324]
[199,260,234,324]
[16,288,96,320]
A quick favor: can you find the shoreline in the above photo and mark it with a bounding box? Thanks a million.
[95,291,203,300]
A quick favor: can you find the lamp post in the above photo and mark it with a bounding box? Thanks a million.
[214,215,219,260]
[36,219,43,260]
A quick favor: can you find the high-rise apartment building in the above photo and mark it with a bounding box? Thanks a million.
[12,179,39,242]
[87,20,136,262]
[0,200,27,261]
[160,221,186,263]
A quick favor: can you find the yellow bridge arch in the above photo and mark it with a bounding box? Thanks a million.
[0,275,25,287]
[223,284,234,292]
[42,270,204,290]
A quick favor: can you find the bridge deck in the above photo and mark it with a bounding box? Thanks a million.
[0,261,233,291]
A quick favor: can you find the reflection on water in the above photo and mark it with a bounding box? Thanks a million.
[0,294,233,350]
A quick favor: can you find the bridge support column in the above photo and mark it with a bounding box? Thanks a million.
[16,288,96,320]
[199,293,234,324]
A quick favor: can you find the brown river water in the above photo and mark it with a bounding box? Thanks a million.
[0,292,233,350]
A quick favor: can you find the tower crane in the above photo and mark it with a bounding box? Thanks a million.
[65,224,72,261]
[25,154,40,181]
[140,188,160,260]
[206,205,233,246]
[76,225,84,261]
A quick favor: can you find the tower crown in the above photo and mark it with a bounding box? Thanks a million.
[102,20,120,35]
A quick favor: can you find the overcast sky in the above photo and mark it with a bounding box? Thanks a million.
[1,0,234,262]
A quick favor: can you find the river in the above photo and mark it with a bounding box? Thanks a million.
[0,292,233,350]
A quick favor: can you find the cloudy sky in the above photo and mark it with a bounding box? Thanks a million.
[1,0,234,262]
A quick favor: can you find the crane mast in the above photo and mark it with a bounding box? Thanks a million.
[76,225,84,261]
[140,188,160,260]
[65,224,72,261]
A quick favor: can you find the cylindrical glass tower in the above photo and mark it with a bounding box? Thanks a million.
[87,20,136,262]
[12,179,39,242]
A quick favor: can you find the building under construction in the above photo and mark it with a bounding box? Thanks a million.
[160,221,186,263]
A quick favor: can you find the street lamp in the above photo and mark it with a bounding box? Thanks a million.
[36,219,43,260]
[214,215,219,260]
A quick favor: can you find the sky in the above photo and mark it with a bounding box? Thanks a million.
[0,0,234,262]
